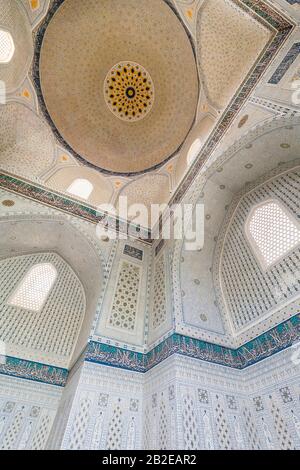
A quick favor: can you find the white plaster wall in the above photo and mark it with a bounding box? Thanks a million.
[43,347,300,451]
[58,361,144,450]
[142,351,300,450]
[0,345,300,450]
[0,374,62,450]
[95,240,150,349]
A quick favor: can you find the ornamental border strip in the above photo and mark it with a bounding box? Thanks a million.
[0,173,152,243]
[0,314,299,385]
[0,355,68,387]
[85,313,300,373]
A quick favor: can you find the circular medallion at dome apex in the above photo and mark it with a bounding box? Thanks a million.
[37,0,199,174]
[104,62,154,122]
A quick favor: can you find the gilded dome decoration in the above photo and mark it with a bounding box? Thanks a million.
[104,62,154,122]
[37,0,199,174]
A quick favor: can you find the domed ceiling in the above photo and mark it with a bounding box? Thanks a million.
[38,0,199,175]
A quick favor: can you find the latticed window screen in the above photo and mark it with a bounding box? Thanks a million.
[8,263,57,312]
[220,170,300,331]
[69,398,91,450]
[67,178,93,200]
[0,30,14,63]
[187,138,202,166]
[0,252,85,365]
[143,406,152,449]
[247,200,300,268]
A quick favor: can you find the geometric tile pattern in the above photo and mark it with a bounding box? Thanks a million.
[0,253,85,367]
[215,399,231,450]
[182,394,199,450]
[152,254,167,329]
[247,200,300,268]
[106,405,123,450]
[270,399,295,450]
[242,408,262,450]
[220,170,300,332]
[107,261,140,332]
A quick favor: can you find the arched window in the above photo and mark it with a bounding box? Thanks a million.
[245,200,300,269]
[67,178,93,200]
[0,30,15,64]
[187,138,202,166]
[8,263,57,312]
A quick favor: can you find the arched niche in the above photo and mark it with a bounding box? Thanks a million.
[46,166,113,205]
[0,0,33,92]
[0,215,104,368]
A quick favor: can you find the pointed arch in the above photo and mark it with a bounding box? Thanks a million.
[245,199,300,270]
[8,262,57,312]
[67,178,94,200]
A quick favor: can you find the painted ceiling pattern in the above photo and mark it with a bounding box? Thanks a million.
[103,61,155,122]
[196,0,270,109]
[0,0,299,387]
[0,0,295,216]
[36,0,199,174]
